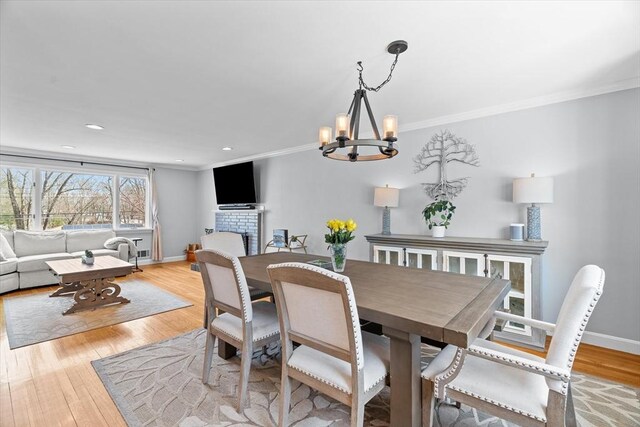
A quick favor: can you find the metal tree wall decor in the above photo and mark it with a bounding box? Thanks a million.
[413,130,479,199]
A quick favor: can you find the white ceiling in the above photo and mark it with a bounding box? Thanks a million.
[1,1,639,170]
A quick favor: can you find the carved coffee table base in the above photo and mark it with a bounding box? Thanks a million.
[50,277,130,315]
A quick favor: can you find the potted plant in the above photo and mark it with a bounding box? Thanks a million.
[82,249,95,265]
[324,218,357,272]
[422,197,456,238]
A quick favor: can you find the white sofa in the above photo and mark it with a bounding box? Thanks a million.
[0,229,128,294]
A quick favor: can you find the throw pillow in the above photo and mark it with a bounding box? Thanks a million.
[0,251,6,261]
[0,234,16,259]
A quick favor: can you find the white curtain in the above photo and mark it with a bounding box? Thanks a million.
[149,168,163,261]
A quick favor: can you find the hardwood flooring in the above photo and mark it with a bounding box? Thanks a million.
[0,261,638,426]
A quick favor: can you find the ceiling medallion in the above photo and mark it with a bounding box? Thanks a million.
[319,40,408,162]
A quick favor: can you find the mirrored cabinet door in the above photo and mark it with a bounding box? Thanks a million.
[443,250,484,276]
[405,248,437,270]
[372,245,403,266]
[489,254,532,337]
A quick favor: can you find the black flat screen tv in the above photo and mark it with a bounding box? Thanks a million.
[213,161,257,205]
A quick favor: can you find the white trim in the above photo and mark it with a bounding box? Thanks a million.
[581,331,640,355]
[199,78,640,170]
[203,143,316,169]
[138,255,186,265]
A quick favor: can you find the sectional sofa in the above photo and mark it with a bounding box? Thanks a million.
[0,229,129,294]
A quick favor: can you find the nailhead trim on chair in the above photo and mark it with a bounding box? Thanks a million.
[448,385,547,423]
[211,323,280,343]
[433,347,464,399]
[206,249,253,323]
[558,267,604,395]
[288,363,350,394]
[268,262,364,370]
[287,362,387,395]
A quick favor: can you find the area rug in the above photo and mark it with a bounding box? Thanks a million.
[3,280,192,349]
[92,329,640,427]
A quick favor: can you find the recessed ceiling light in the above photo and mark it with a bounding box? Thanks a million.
[85,124,104,130]
[61,145,75,149]
[222,147,233,151]
[175,159,184,162]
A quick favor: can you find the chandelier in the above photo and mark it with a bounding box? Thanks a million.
[318,40,408,162]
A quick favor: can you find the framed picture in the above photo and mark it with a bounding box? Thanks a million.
[273,229,288,248]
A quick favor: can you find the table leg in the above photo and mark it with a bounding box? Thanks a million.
[62,277,130,315]
[383,326,422,427]
[218,340,237,359]
[50,281,83,297]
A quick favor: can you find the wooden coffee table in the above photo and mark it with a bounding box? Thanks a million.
[46,256,134,315]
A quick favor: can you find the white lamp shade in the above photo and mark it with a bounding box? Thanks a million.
[513,175,554,204]
[374,186,400,207]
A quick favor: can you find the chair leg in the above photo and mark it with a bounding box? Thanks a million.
[422,379,435,427]
[565,383,577,427]
[278,371,292,427]
[202,332,216,384]
[350,402,365,427]
[238,341,252,410]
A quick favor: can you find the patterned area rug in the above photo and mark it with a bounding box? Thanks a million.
[3,280,192,349]
[92,329,640,427]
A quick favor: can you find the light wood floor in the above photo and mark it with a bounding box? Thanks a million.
[0,261,638,427]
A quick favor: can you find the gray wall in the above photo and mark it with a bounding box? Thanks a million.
[240,88,638,342]
[154,167,200,258]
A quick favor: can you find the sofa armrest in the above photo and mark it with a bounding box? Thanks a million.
[117,243,129,261]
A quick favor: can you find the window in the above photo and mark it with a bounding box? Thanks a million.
[0,164,149,231]
[41,171,113,230]
[0,167,34,230]
[119,176,147,228]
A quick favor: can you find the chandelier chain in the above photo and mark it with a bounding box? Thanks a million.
[357,52,400,92]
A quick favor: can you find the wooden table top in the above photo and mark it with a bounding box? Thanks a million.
[46,256,133,282]
[240,252,511,348]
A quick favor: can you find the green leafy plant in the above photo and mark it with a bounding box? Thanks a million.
[422,197,456,229]
[85,249,94,258]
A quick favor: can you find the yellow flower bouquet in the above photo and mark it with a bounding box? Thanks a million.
[324,218,357,245]
[324,218,357,272]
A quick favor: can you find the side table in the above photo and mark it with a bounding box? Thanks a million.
[131,237,143,272]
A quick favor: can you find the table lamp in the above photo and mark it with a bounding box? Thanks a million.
[374,185,400,235]
[513,173,554,241]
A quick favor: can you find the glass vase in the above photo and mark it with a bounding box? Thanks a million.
[330,243,347,273]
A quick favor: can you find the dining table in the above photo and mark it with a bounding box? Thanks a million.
[215,252,511,427]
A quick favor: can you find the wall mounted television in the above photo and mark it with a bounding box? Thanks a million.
[213,161,257,206]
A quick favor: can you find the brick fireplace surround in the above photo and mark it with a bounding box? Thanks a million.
[214,210,263,255]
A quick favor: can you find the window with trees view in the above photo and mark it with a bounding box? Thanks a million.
[0,167,34,230]
[0,166,148,231]
[119,176,147,228]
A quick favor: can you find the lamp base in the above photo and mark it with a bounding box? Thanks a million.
[382,207,391,235]
[526,205,542,241]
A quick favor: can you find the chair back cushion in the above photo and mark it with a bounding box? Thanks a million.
[546,265,605,371]
[66,230,116,253]
[14,230,66,257]
[196,249,252,322]
[200,232,246,256]
[268,262,364,369]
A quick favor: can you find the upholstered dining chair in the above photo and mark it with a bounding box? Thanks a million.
[421,264,605,427]
[267,262,390,427]
[196,249,281,410]
[201,231,272,301]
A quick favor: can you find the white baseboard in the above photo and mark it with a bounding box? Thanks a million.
[581,331,640,355]
[138,255,187,265]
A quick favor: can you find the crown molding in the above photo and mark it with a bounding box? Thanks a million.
[199,78,639,170]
